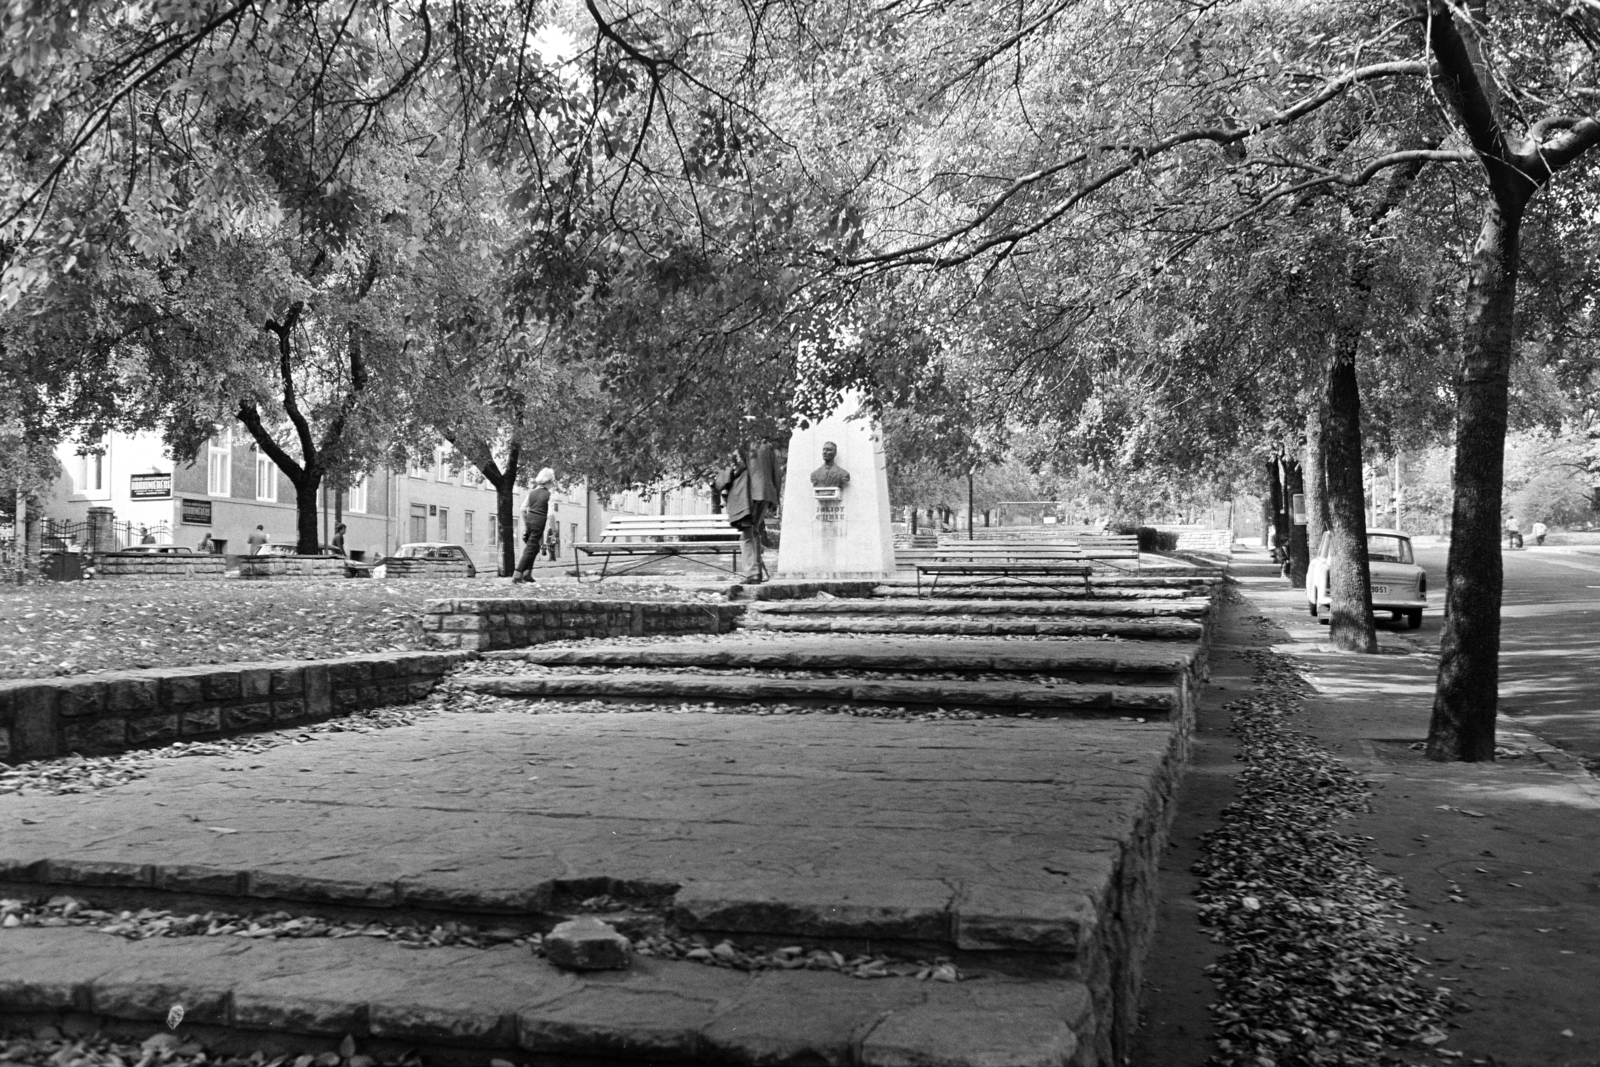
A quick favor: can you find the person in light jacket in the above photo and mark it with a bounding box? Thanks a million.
[513,468,555,583]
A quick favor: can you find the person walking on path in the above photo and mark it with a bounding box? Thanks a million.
[139,527,155,544]
[247,525,269,555]
[332,523,347,555]
[1531,519,1548,546]
[513,468,554,583]
[1505,514,1523,549]
[716,440,781,583]
[197,532,214,554]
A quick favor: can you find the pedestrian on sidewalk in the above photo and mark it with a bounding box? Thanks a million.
[197,532,214,554]
[513,468,554,583]
[1504,514,1523,549]
[247,525,269,555]
[1531,519,1548,546]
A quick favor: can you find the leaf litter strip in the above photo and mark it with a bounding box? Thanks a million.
[1195,648,1454,1067]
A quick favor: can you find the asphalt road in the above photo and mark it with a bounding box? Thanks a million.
[1413,542,1600,769]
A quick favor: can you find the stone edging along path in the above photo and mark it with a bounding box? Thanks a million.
[0,651,472,763]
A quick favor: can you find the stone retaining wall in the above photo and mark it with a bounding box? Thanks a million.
[97,554,226,580]
[383,557,473,579]
[422,599,744,651]
[236,555,346,580]
[0,651,471,763]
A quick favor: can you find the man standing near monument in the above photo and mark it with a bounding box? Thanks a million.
[717,440,781,583]
[810,441,851,488]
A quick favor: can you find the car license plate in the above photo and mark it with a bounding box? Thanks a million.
[1371,585,1391,595]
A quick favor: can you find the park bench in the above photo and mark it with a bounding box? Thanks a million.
[899,534,1142,595]
[899,542,1094,596]
[574,513,743,580]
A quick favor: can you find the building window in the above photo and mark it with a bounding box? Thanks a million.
[255,452,276,502]
[435,449,451,482]
[409,503,427,543]
[463,511,475,544]
[463,464,484,488]
[488,512,498,545]
[407,454,429,479]
[75,436,110,496]
[207,430,232,496]
[345,475,368,514]
[438,507,449,540]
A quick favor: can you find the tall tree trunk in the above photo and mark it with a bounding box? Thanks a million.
[496,482,518,578]
[1285,458,1309,588]
[1305,405,1330,557]
[1427,197,1524,761]
[1323,343,1377,653]
[293,472,322,556]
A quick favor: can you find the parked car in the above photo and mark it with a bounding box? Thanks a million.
[1306,528,1428,629]
[114,544,195,555]
[376,542,477,578]
[258,541,374,578]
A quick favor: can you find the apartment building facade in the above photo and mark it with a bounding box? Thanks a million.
[48,430,715,573]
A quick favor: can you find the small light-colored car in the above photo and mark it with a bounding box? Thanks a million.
[258,541,374,578]
[377,542,477,578]
[117,544,194,555]
[1306,528,1428,629]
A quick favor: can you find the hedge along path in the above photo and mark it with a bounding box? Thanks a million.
[1194,648,1451,1067]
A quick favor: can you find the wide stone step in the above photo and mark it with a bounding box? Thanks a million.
[741,616,1205,639]
[879,575,1214,590]
[460,673,1179,716]
[872,583,1205,601]
[486,638,1195,682]
[754,597,1210,618]
[0,926,1095,1066]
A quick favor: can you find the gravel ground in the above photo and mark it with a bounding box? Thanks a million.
[0,579,724,680]
[1196,648,1452,1066]
[0,894,963,980]
[456,660,1109,684]
[0,1033,421,1067]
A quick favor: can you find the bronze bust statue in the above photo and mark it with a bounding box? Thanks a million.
[810,441,851,489]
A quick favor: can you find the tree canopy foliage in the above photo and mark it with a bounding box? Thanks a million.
[5,0,1600,756]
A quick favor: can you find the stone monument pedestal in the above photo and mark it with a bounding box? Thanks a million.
[775,394,895,580]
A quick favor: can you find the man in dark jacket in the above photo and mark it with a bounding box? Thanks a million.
[513,468,555,583]
[716,440,781,582]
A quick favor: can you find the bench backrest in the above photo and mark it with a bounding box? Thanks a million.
[599,514,738,541]
[898,544,1087,561]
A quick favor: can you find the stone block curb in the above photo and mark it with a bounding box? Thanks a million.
[0,650,472,763]
[96,554,228,580]
[420,598,743,651]
[236,555,347,580]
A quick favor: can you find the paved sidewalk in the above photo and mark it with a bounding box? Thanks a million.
[1135,554,1600,1066]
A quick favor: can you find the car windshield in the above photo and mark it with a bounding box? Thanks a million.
[1367,535,1413,564]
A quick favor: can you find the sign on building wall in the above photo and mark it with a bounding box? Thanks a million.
[130,472,173,499]
[180,498,212,526]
